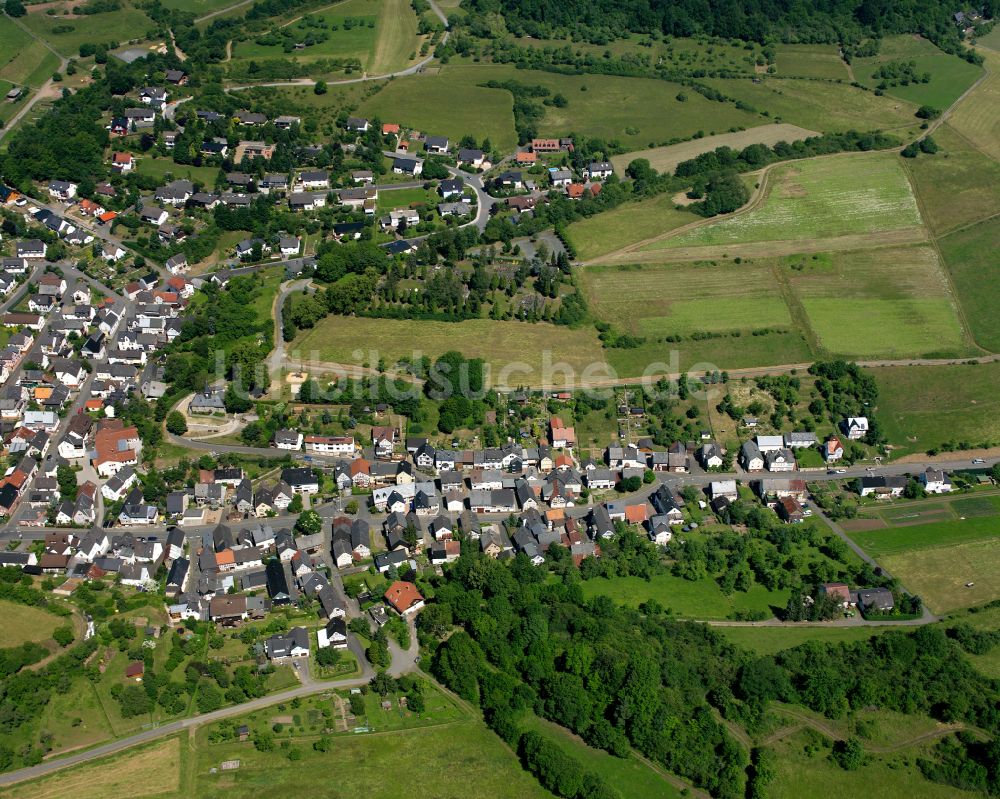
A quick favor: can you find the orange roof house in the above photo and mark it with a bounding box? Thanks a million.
[516,151,537,164]
[98,211,117,224]
[384,581,424,615]
[549,416,576,448]
[566,183,585,199]
[33,386,53,401]
[382,123,400,134]
[625,504,649,525]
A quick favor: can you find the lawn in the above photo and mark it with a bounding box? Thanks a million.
[768,728,978,799]
[610,123,820,177]
[361,64,764,152]
[948,47,1000,164]
[580,572,786,620]
[582,260,793,338]
[292,315,610,389]
[874,362,1000,454]
[195,718,553,798]
[774,43,850,80]
[22,4,154,57]
[3,735,182,799]
[376,185,435,211]
[904,123,1000,236]
[702,76,917,133]
[849,514,1000,557]
[939,215,1000,352]
[0,599,64,648]
[853,35,983,110]
[652,153,924,249]
[716,625,891,656]
[134,156,220,186]
[520,714,683,799]
[566,195,696,260]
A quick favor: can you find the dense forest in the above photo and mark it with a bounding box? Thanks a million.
[460,0,992,48]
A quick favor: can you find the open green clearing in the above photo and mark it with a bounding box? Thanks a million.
[904,123,1000,236]
[133,156,220,185]
[881,539,1000,613]
[774,43,849,80]
[360,64,764,152]
[609,123,820,176]
[784,245,969,358]
[376,185,436,211]
[849,514,1000,558]
[650,153,923,249]
[582,260,791,338]
[716,625,891,656]
[580,572,786,620]
[874,362,1000,454]
[0,17,33,74]
[767,728,978,799]
[0,600,64,647]
[566,197,695,260]
[948,605,1000,677]
[702,77,917,133]
[195,717,553,798]
[293,315,609,388]
[938,215,1000,352]
[21,4,154,57]
[233,0,378,66]
[368,0,422,74]
[159,0,238,13]
[854,35,983,110]
[520,714,682,799]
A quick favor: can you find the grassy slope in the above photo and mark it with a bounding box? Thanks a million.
[567,196,696,260]
[0,599,63,647]
[874,362,1000,453]
[948,47,1000,164]
[654,153,923,248]
[774,43,850,80]
[21,4,153,57]
[938,215,1000,353]
[717,625,891,656]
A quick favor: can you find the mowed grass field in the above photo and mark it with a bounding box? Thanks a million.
[580,572,787,619]
[566,195,696,260]
[360,64,763,152]
[0,16,33,75]
[904,123,1000,235]
[609,123,820,176]
[774,43,850,80]
[875,362,1000,453]
[520,714,683,799]
[0,599,64,647]
[949,47,1000,163]
[702,77,917,133]
[854,35,983,110]
[651,153,924,249]
[939,215,1000,352]
[3,736,182,799]
[133,156,219,185]
[717,625,891,656]
[784,245,969,358]
[368,0,421,74]
[293,315,610,388]
[22,4,154,56]
[196,720,553,799]
[582,260,792,338]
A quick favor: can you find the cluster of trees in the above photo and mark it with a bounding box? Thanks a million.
[807,360,884,445]
[871,59,931,87]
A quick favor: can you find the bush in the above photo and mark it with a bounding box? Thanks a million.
[165,411,187,435]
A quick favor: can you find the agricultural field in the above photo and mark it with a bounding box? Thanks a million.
[566,196,695,260]
[21,3,154,57]
[904,123,1000,235]
[0,600,65,647]
[519,714,683,799]
[774,43,850,80]
[360,64,764,152]
[767,728,978,799]
[948,47,1000,163]
[783,245,970,358]
[702,76,918,133]
[649,153,924,250]
[232,5,378,66]
[874,362,1000,454]
[195,716,553,798]
[2,736,183,799]
[0,16,33,75]
[292,315,610,388]
[717,625,891,656]
[938,215,1000,353]
[609,123,820,176]
[853,35,983,110]
[368,0,422,74]
[133,156,220,185]
[579,572,787,620]
[582,260,792,338]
